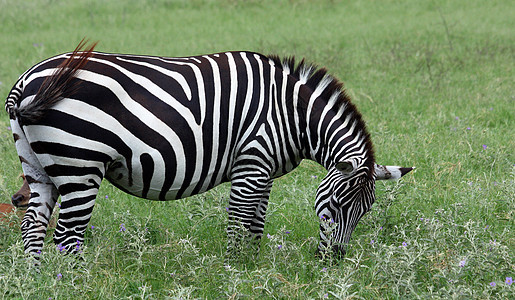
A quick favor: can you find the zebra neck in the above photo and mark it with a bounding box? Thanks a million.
[297,91,372,172]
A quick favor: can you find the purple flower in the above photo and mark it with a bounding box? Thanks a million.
[119,223,126,232]
[225,207,229,212]
[267,233,271,239]
[455,116,459,120]
[506,277,513,285]
[311,175,318,179]
[489,281,496,287]
[76,240,81,250]
[466,127,471,130]
[57,273,62,280]
[285,231,291,234]
[57,244,65,252]
[323,293,328,298]
[105,195,109,199]
[370,239,375,245]
[482,144,487,150]
[321,267,327,272]
[91,225,95,230]
[459,259,466,267]
[277,245,282,249]
[400,242,408,248]
[7,126,11,131]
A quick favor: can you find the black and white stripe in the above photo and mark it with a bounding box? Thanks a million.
[5,42,412,257]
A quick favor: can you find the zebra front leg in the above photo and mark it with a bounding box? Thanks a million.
[248,180,273,239]
[226,176,273,258]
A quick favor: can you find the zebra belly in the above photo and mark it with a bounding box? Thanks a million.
[103,152,221,201]
[29,99,226,202]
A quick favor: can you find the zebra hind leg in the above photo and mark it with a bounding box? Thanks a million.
[10,119,59,258]
[21,178,59,257]
[51,173,103,254]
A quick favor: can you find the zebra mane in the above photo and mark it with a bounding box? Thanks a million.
[16,39,97,125]
[267,55,376,176]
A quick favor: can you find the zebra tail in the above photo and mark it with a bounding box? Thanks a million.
[15,39,97,125]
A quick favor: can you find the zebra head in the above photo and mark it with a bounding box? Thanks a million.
[316,162,413,257]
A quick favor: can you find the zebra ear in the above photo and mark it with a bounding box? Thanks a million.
[375,164,414,180]
[335,161,354,175]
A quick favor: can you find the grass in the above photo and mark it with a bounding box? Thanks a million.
[0,0,513,298]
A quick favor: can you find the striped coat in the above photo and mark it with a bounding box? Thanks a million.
[6,42,412,257]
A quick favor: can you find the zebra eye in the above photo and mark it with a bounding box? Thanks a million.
[335,161,354,175]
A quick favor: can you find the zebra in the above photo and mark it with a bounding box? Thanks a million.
[5,41,412,258]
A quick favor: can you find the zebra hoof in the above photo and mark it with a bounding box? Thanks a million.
[315,245,346,260]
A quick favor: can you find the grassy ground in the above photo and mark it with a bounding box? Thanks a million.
[0,0,513,298]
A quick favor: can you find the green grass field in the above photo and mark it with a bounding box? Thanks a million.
[0,0,513,298]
